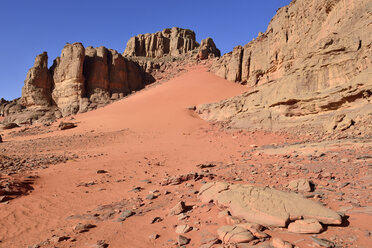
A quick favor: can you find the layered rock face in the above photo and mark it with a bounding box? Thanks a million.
[51,43,86,116]
[123,27,221,83]
[1,43,146,124]
[198,0,372,132]
[21,52,52,107]
[49,43,145,116]
[197,38,221,60]
[123,27,199,58]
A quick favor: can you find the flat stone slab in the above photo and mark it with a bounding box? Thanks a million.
[198,182,341,227]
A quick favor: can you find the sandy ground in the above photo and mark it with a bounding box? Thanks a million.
[0,66,371,248]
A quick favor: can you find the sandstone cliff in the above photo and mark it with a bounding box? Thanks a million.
[123,28,221,83]
[123,27,199,58]
[3,43,146,124]
[197,0,372,135]
[21,52,52,107]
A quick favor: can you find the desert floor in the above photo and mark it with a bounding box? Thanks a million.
[0,66,371,248]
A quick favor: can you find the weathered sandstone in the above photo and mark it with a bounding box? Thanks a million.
[123,27,199,58]
[21,52,52,107]
[51,43,86,116]
[197,0,372,132]
[197,37,221,60]
[287,219,323,234]
[198,182,341,227]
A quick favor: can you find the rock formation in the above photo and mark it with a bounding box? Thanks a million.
[21,52,52,107]
[1,27,220,126]
[1,43,146,125]
[51,43,86,116]
[123,27,199,58]
[197,38,220,60]
[197,0,372,132]
[123,27,221,83]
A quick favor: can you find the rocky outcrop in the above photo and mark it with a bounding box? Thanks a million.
[51,43,86,116]
[2,27,220,126]
[21,52,52,107]
[123,28,221,83]
[197,0,372,132]
[197,38,221,60]
[84,46,110,102]
[82,46,143,107]
[1,43,146,125]
[123,27,199,58]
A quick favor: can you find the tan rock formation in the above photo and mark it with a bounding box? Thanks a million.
[21,52,52,107]
[198,0,372,132]
[84,46,110,102]
[197,37,221,60]
[198,182,341,227]
[123,27,199,58]
[51,43,86,116]
[83,46,144,104]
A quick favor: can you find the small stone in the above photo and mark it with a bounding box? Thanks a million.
[271,237,293,248]
[129,186,142,192]
[169,201,186,216]
[217,210,230,218]
[149,233,159,240]
[50,235,68,243]
[288,179,313,192]
[146,194,156,200]
[175,224,192,234]
[91,240,109,248]
[59,122,77,130]
[96,170,107,174]
[150,216,163,224]
[117,210,134,221]
[288,219,323,234]
[196,163,216,169]
[73,223,96,233]
[28,245,40,248]
[178,213,188,220]
[311,236,335,247]
[178,235,190,246]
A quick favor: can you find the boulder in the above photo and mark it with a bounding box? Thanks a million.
[198,182,341,227]
[288,219,323,234]
[169,201,186,216]
[288,179,313,192]
[217,225,255,244]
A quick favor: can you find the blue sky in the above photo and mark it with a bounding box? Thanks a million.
[0,0,291,100]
